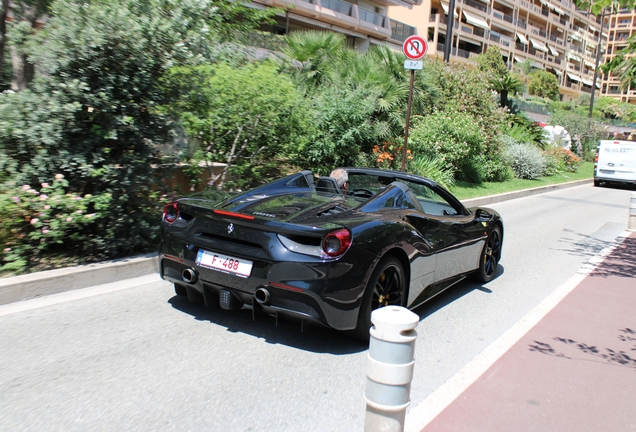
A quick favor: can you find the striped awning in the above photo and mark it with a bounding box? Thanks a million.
[530,37,549,52]
[547,44,559,56]
[463,10,490,30]
[567,72,582,82]
[581,78,594,86]
[517,33,529,44]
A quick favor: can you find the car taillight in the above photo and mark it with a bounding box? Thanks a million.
[163,202,179,224]
[322,229,352,257]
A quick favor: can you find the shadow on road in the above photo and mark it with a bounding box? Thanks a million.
[589,235,636,279]
[529,328,636,369]
[168,295,368,355]
[168,265,504,354]
[411,266,502,322]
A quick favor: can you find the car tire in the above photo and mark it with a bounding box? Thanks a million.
[352,256,406,341]
[174,283,187,297]
[594,179,601,187]
[474,226,502,283]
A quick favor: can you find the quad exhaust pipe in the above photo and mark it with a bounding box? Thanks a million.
[182,268,197,284]
[254,287,271,304]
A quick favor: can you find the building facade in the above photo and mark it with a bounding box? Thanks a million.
[389,0,612,102]
[603,9,636,103]
[251,0,422,50]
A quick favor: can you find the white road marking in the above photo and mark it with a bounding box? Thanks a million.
[404,231,629,432]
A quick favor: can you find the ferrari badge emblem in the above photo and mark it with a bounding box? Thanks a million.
[227,223,234,234]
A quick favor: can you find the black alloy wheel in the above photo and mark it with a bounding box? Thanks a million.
[475,226,502,283]
[352,256,406,340]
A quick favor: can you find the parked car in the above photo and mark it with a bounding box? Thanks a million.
[159,168,503,339]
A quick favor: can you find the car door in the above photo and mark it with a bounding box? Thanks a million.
[404,181,485,283]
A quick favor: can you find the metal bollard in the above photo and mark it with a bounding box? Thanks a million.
[364,306,419,432]
[629,192,636,232]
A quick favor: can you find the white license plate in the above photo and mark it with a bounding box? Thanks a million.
[196,249,253,278]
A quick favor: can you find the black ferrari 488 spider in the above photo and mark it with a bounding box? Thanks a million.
[159,168,503,339]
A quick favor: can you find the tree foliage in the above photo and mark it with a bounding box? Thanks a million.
[528,70,560,100]
[0,0,270,270]
[163,61,309,189]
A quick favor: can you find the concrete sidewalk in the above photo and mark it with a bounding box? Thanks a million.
[417,232,636,431]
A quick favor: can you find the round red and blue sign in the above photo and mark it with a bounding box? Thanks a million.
[402,35,427,60]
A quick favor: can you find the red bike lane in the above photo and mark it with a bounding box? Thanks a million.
[421,233,636,432]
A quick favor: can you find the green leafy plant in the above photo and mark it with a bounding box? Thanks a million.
[408,155,455,189]
[408,111,489,183]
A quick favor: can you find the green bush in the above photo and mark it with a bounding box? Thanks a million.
[409,111,487,183]
[505,142,546,179]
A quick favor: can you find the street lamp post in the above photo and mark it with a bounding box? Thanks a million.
[589,10,607,118]
[443,0,456,62]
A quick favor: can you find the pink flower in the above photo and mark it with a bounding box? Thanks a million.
[4,248,10,252]
[84,213,95,218]
[30,218,39,225]
[44,205,51,210]
[39,194,49,200]
[66,217,73,222]
[12,196,20,203]
[42,229,49,234]
[55,174,64,180]
[76,210,83,214]
[22,185,30,190]
[41,183,50,188]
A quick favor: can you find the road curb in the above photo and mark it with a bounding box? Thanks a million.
[0,178,593,306]
[461,179,592,208]
[0,253,158,306]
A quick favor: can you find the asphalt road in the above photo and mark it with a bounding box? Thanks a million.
[0,183,632,431]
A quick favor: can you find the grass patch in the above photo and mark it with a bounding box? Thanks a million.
[449,162,594,200]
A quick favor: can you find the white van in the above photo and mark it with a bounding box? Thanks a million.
[594,140,636,187]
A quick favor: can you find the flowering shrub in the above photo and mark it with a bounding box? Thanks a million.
[0,175,112,274]
[544,147,581,172]
[371,142,412,171]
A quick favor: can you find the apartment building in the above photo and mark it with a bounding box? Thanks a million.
[388,0,608,101]
[251,0,423,50]
[603,9,636,103]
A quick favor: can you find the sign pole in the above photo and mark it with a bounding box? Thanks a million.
[402,69,415,172]
[401,35,427,173]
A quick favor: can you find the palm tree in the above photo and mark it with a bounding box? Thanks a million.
[491,74,525,108]
[281,31,345,89]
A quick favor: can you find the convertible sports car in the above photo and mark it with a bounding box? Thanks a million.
[159,168,503,339]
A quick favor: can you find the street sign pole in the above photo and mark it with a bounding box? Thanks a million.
[401,35,427,173]
[402,69,415,172]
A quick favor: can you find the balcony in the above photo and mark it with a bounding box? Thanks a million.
[359,7,385,27]
[390,19,416,42]
[267,0,392,39]
[458,0,487,13]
